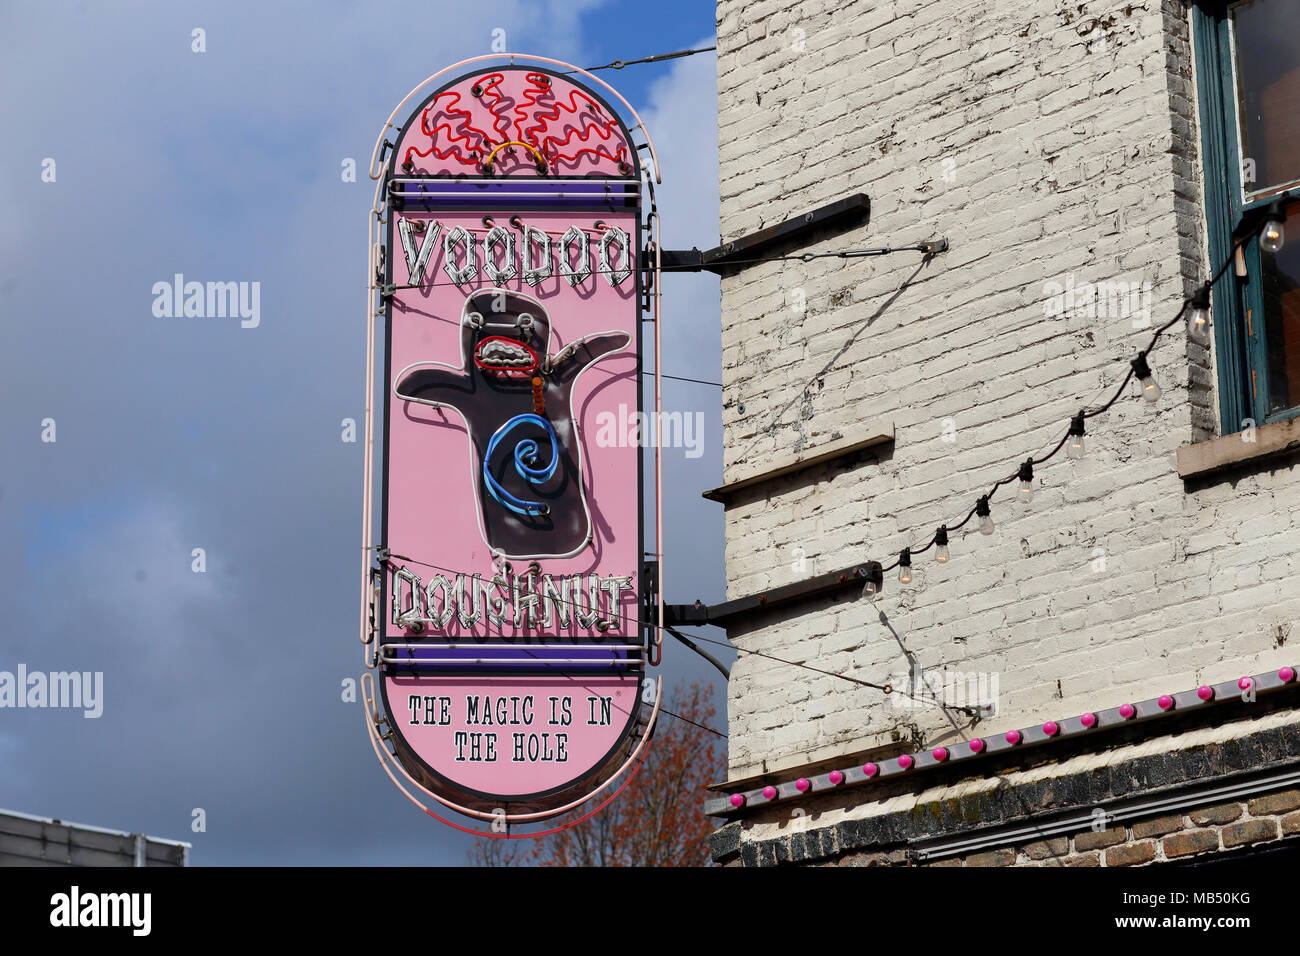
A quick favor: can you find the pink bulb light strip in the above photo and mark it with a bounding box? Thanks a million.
[707,665,1299,818]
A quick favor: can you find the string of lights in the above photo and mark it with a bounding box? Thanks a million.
[862,220,1270,597]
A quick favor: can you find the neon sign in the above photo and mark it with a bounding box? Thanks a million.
[359,56,665,830]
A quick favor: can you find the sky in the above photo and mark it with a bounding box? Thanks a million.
[0,0,727,865]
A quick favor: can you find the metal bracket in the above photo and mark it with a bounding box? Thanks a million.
[656,193,871,274]
[641,559,660,605]
[641,242,656,315]
[665,561,873,628]
[663,600,709,627]
[642,559,661,647]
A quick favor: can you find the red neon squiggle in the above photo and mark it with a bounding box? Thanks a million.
[403,89,495,171]
[512,72,555,147]
[403,72,630,175]
[519,79,604,145]
[475,72,517,145]
[422,89,496,151]
[518,81,627,170]
[542,125,629,170]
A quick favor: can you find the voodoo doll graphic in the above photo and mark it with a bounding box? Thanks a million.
[394,288,630,560]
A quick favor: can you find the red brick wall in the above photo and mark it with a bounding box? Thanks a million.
[825,789,1300,867]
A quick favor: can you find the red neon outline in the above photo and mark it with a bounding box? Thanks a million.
[473,335,539,375]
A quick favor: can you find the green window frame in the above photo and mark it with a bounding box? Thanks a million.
[1193,0,1300,434]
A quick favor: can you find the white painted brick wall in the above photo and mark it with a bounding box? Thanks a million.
[714,0,1300,779]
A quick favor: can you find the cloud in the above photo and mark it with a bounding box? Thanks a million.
[0,3,727,864]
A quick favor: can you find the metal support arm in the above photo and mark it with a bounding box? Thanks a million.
[665,561,874,629]
[657,194,872,274]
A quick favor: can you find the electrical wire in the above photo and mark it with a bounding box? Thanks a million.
[379,241,940,295]
[658,705,728,739]
[657,242,942,272]
[725,256,934,473]
[664,624,731,679]
[640,370,722,387]
[562,46,717,75]
[665,623,982,718]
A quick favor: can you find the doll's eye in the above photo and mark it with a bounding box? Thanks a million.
[466,311,485,329]
[516,312,535,333]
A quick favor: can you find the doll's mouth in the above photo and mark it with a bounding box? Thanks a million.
[474,336,539,375]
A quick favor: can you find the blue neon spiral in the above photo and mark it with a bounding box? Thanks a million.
[483,414,559,516]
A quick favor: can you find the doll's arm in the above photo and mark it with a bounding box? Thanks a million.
[551,332,632,384]
[394,365,471,409]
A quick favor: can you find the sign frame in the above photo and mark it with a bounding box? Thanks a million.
[358,54,666,830]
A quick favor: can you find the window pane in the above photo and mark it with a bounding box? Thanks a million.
[1262,202,1300,414]
[1231,0,1300,197]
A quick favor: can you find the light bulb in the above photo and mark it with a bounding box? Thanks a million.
[898,549,913,584]
[979,513,995,535]
[898,565,912,585]
[1131,353,1161,404]
[976,496,994,535]
[1017,460,1034,503]
[1188,310,1210,344]
[1261,218,1285,254]
[935,544,950,563]
[1067,413,1086,460]
[860,561,884,602]
[1188,283,1211,345]
[933,527,949,563]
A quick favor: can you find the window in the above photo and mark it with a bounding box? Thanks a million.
[1193,0,1300,431]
